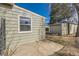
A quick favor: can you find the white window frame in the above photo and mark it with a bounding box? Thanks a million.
[18,15,32,33]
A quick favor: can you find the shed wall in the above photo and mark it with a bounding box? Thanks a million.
[61,23,68,35]
[69,24,77,35]
[50,24,61,35]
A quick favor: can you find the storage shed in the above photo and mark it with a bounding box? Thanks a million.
[50,19,78,36]
[0,4,45,50]
[50,23,62,35]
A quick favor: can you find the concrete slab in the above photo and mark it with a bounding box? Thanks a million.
[13,40,63,56]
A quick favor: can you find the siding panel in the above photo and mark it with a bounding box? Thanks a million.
[4,6,45,48]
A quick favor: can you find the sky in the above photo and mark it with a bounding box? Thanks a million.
[16,3,50,23]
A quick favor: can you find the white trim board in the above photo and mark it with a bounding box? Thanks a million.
[14,5,46,19]
[18,15,32,33]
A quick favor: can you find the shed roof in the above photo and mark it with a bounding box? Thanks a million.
[50,17,78,25]
[60,17,78,25]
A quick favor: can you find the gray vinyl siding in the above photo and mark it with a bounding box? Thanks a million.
[50,24,61,35]
[0,5,45,48]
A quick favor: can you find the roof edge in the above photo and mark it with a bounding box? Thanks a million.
[14,4,46,19]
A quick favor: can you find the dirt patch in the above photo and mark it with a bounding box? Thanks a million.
[52,46,79,56]
[47,35,75,46]
[47,34,79,56]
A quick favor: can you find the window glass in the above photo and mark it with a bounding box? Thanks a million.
[19,16,31,32]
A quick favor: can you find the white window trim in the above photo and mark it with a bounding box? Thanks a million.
[18,15,32,33]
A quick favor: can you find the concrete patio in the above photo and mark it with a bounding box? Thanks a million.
[13,40,63,56]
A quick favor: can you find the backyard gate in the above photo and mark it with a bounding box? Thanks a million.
[0,17,6,52]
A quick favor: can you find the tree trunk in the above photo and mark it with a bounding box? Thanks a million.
[73,4,79,48]
[68,23,70,35]
[75,23,79,37]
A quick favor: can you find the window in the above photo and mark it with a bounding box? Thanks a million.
[19,16,32,32]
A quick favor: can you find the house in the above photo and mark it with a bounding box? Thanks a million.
[0,4,45,51]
